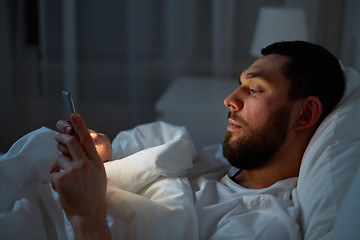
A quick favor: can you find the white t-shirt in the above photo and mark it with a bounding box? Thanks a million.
[189,145,302,240]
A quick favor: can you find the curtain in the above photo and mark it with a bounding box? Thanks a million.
[4,0,348,153]
[340,0,360,71]
[285,0,345,57]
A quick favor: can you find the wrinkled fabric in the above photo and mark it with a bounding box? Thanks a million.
[188,145,302,240]
[104,122,198,239]
[0,122,301,239]
[0,123,198,240]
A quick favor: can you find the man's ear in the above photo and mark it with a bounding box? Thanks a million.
[293,96,322,130]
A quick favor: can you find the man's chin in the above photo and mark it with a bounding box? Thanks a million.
[225,130,245,144]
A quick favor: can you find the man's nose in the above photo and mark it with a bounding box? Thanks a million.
[224,88,244,111]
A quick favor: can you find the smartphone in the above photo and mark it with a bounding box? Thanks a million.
[62,90,78,137]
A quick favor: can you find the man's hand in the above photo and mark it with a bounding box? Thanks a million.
[56,119,113,162]
[51,113,111,239]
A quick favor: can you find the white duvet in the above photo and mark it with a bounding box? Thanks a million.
[0,121,301,239]
[0,122,198,240]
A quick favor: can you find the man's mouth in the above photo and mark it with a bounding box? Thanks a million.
[227,111,248,131]
[227,118,242,131]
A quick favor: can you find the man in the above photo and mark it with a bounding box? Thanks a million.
[222,41,344,189]
[51,41,345,239]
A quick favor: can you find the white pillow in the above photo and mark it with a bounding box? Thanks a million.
[330,166,360,240]
[297,67,360,240]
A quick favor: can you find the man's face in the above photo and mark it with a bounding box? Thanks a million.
[223,54,294,170]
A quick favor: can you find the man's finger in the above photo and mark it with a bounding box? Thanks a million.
[56,142,70,155]
[56,120,73,134]
[70,113,100,161]
[55,133,88,163]
[50,155,72,191]
[50,155,72,174]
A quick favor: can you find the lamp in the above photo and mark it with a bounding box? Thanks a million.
[250,7,309,57]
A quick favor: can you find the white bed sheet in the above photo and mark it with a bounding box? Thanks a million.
[0,122,199,240]
[0,121,301,239]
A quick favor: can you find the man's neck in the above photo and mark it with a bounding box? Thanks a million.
[233,168,295,189]
[233,146,303,189]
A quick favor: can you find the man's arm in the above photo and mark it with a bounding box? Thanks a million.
[50,113,111,240]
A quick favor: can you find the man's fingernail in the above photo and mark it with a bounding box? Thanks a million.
[72,113,81,123]
[65,126,71,134]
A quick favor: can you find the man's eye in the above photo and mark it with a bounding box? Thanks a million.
[250,89,259,94]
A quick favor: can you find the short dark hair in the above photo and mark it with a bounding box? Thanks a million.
[261,41,345,125]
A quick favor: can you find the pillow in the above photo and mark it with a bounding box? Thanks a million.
[330,166,360,239]
[297,67,360,240]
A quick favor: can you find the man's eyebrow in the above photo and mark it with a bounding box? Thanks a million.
[238,71,271,84]
[245,71,268,80]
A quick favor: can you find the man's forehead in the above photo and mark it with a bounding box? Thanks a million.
[242,69,269,81]
[241,66,274,83]
[241,54,290,82]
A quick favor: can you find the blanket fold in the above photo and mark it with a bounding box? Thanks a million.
[0,122,199,240]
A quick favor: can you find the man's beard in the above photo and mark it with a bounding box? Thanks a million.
[222,106,292,170]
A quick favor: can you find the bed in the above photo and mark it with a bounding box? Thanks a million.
[0,65,359,239]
